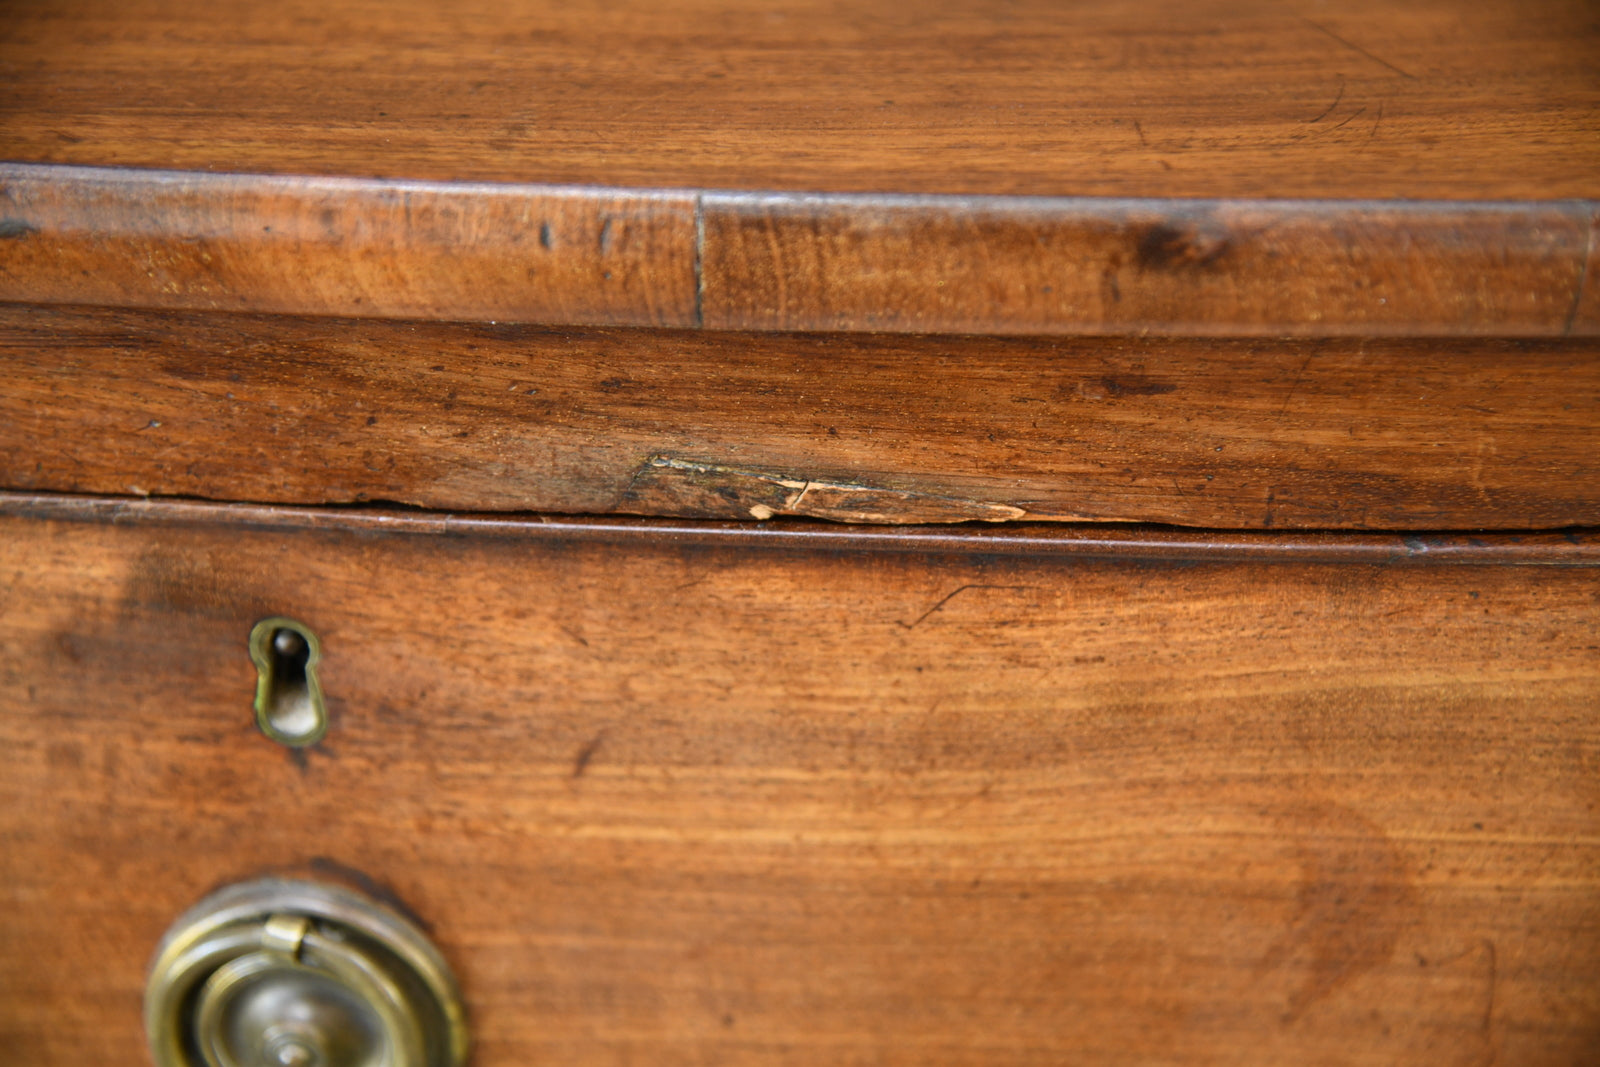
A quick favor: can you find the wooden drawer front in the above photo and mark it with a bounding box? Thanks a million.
[5,305,1599,530]
[2,499,1597,1065]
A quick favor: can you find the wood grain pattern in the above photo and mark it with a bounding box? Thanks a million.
[2,496,1598,1065]
[3,164,1596,335]
[0,164,698,327]
[2,0,1597,201]
[5,304,1599,530]
[700,193,1597,336]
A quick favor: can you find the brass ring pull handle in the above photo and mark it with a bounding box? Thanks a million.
[146,880,468,1067]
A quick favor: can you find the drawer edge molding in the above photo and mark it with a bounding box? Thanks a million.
[3,491,1597,568]
[2,163,1595,337]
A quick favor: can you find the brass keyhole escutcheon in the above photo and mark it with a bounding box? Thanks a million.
[249,618,327,747]
[145,879,468,1067]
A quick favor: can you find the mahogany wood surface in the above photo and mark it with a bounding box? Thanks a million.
[3,164,1596,337]
[5,303,1598,530]
[4,3,1599,1062]
[700,193,1600,337]
[3,0,1596,201]
[4,0,1598,336]
[2,496,1598,1065]
[0,165,700,328]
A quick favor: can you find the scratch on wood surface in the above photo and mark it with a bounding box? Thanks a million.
[1364,100,1385,147]
[1277,353,1316,416]
[1300,17,1417,79]
[899,584,1032,629]
[1479,938,1499,1065]
[619,455,1028,524]
[572,732,605,778]
[1308,80,1345,123]
[1329,106,1368,132]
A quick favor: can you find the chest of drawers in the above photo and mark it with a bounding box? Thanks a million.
[3,2,1598,1064]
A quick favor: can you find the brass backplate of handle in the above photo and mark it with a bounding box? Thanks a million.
[146,879,468,1067]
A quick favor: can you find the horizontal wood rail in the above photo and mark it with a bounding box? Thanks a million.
[2,164,1596,336]
[5,304,1597,531]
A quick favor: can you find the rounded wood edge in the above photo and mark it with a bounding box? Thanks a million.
[2,163,1594,337]
[3,492,1596,567]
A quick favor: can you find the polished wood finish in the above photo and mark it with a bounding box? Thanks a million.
[3,0,1597,201]
[3,165,1595,336]
[0,165,698,327]
[2,497,1598,1065]
[5,2,1599,1062]
[4,1,1596,337]
[5,304,1598,530]
[701,193,1598,337]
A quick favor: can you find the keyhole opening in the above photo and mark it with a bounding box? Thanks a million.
[249,618,327,747]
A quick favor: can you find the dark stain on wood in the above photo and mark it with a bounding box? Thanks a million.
[1134,220,1232,272]
[1259,801,1417,1022]
[1095,376,1178,398]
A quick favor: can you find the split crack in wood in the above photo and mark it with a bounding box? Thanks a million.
[624,455,1028,525]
